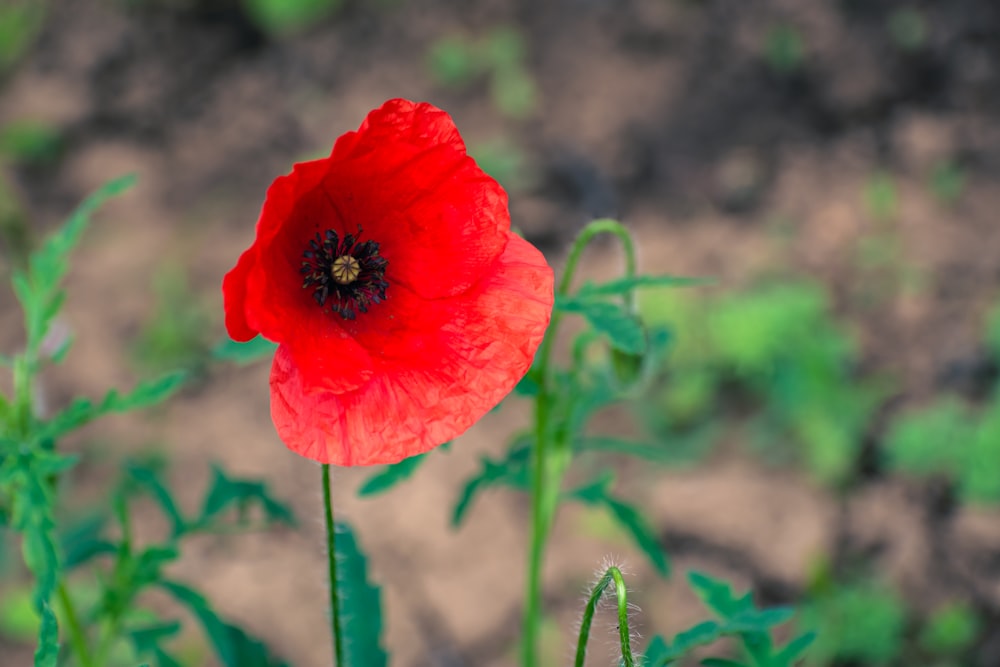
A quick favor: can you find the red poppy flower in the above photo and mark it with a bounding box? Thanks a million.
[222,99,554,466]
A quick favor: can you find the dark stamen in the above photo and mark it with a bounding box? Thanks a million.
[300,227,388,320]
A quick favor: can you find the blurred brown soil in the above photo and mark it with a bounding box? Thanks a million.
[3,0,1000,665]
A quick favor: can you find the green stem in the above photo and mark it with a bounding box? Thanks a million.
[57,582,94,667]
[322,464,344,667]
[574,566,634,667]
[522,219,637,667]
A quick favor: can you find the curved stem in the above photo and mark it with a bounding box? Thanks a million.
[523,219,637,667]
[322,464,344,667]
[574,566,635,667]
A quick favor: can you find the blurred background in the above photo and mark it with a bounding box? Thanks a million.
[2,0,1000,665]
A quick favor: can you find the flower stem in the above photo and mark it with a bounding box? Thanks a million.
[322,464,345,667]
[523,218,638,667]
[57,581,94,667]
[574,566,634,667]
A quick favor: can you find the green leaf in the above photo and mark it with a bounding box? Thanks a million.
[640,635,670,667]
[126,462,187,537]
[104,371,189,412]
[556,297,645,354]
[212,336,278,365]
[40,371,187,441]
[576,274,710,298]
[688,571,748,618]
[700,659,748,667]
[358,453,428,497]
[16,175,136,349]
[574,436,677,464]
[452,438,531,526]
[513,372,540,396]
[197,464,295,528]
[773,631,816,665]
[128,620,182,655]
[133,545,180,587]
[569,474,669,576]
[728,607,794,632]
[160,580,288,667]
[61,514,116,570]
[604,497,669,576]
[672,620,722,653]
[333,520,389,667]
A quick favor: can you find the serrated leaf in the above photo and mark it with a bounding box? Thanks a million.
[452,439,531,526]
[358,453,428,497]
[133,545,180,587]
[333,520,389,667]
[673,620,722,653]
[160,580,288,667]
[16,175,136,350]
[60,514,115,570]
[212,336,278,364]
[197,464,294,528]
[577,274,710,298]
[128,620,182,654]
[103,371,188,412]
[729,607,794,632]
[556,297,645,354]
[126,462,187,537]
[773,631,816,665]
[688,571,745,618]
[39,371,187,441]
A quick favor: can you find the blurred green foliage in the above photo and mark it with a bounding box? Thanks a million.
[864,171,899,223]
[886,303,1000,503]
[800,579,907,665]
[763,24,804,75]
[641,281,886,485]
[0,0,46,74]
[920,602,980,656]
[887,8,928,52]
[469,140,534,192]
[428,26,538,119]
[929,160,965,206]
[133,264,214,375]
[242,0,341,36]
[0,121,64,166]
[634,571,814,667]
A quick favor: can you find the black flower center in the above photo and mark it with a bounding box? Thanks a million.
[300,228,388,320]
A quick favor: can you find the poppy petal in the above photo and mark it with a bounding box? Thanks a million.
[269,234,553,465]
[222,246,258,342]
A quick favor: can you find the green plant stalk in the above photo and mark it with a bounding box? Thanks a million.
[57,582,94,667]
[93,495,134,667]
[322,464,345,667]
[522,219,637,667]
[574,566,634,667]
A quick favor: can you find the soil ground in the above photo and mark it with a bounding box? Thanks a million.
[3,1,1000,665]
